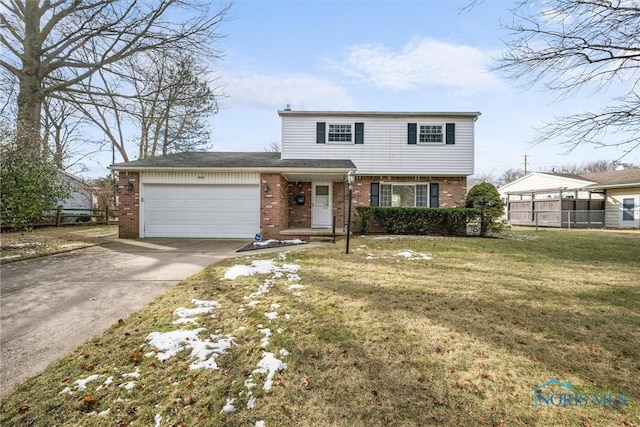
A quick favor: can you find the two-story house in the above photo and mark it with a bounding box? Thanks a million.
[112,108,480,239]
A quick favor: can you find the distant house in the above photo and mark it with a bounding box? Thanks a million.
[58,171,93,210]
[111,108,481,239]
[499,169,640,229]
[582,169,640,228]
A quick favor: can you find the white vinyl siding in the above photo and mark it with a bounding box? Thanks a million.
[605,188,640,228]
[281,115,475,175]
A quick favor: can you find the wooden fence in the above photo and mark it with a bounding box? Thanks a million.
[43,207,117,226]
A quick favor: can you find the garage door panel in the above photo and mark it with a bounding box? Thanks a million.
[143,184,259,238]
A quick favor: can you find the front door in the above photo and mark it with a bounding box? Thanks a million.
[312,183,332,228]
[619,195,640,228]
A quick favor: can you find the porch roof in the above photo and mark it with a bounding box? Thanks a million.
[111,152,355,177]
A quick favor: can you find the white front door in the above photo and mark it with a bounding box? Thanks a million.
[312,183,332,228]
[619,195,640,228]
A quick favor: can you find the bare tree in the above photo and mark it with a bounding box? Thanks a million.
[129,52,219,159]
[0,0,230,153]
[497,168,524,186]
[551,160,637,175]
[264,140,281,153]
[492,0,640,160]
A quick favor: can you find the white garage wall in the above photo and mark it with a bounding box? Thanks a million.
[141,171,260,185]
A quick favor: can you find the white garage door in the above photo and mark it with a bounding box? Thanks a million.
[143,184,260,238]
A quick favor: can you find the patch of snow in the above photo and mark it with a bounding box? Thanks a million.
[122,368,140,378]
[75,374,101,391]
[279,348,290,357]
[247,300,260,307]
[97,409,110,417]
[120,381,136,391]
[221,398,236,413]
[270,303,281,310]
[145,328,233,370]
[0,255,21,260]
[96,376,114,391]
[395,250,433,260]
[284,314,291,320]
[365,254,377,260]
[287,284,303,290]
[154,413,162,427]
[58,387,71,395]
[247,394,257,409]
[256,421,266,427]
[258,328,272,348]
[264,311,278,320]
[253,352,287,391]
[224,260,278,279]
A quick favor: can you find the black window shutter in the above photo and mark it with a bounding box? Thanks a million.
[370,182,380,206]
[316,122,326,144]
[355,122,364,144]
[408,123,417,144]
[429,183,439,207]
[446,123,455,145]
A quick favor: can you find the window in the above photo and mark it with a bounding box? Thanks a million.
[419,124,443,143]
[328,124,352,142]
[408,122,455,144]
[379,183,429,207]
[622,198,635,221]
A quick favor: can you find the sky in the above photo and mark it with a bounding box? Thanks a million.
[85,0,638,179]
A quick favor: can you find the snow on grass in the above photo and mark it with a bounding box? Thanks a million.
[264,311,278,320]
[223,260,278,279]
[75,374,101,391]
[395,250,433,260]
[253,352,288,391]
[145,328,233,370]
[54,252,299,425]
[220,398,236,413]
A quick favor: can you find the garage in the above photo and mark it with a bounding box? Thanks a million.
[142,184,260,238]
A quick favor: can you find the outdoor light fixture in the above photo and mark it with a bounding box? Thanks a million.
[124,181,134,191]
[263,183,270,192]
[297,182,303,190]
[345,169,356,254]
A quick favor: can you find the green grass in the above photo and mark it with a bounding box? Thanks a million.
[1,228,639,426]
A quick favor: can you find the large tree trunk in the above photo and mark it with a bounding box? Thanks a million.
[16,0,44,154]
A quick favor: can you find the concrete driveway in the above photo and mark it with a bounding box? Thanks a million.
[0,238,250,395]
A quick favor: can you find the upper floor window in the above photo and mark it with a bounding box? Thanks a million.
[419,124,443,143]
[328,124,352,142]
[317,122,364,144]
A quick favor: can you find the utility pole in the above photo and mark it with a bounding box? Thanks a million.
[524,155,528,175]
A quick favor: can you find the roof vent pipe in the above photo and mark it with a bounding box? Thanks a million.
[284,104,291,111]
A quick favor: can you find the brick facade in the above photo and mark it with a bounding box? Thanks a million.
[260,173,289,240]
[118,171,140,238]
[117,172,468,240]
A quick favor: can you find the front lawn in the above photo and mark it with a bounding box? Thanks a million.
[1,229,638,426]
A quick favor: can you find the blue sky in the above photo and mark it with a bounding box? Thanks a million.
[91,0,635,178]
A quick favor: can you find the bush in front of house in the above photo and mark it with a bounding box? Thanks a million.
[355,206,477,236]
[465,182,504,237]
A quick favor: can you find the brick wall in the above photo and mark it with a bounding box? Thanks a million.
[118,171,140,238]
[287,182,311,228]
[260,173,289,240]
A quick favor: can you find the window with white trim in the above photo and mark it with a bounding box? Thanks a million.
[380,183,429,207]
[328,124,352,142]
[419,124,443,143]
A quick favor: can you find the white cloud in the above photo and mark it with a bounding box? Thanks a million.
[223,71,354,110]
[329,38,502,91]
